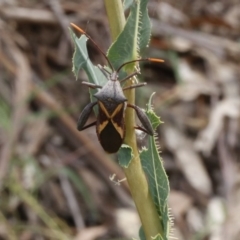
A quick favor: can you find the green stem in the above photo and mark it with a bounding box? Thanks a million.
[104,0,125,41]
[104,1,163,239]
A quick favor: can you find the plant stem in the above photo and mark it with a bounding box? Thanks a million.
[104,0,125,40]
[104,1,163,239]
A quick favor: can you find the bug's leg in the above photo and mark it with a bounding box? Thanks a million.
[119,71,139,83]
[97,64,111,78]
[123,82,147,91]
[134,126,150,134]
[77,101,98,131]
[127,103,154,136]
[79,121,97,131]
[82,81,102,89]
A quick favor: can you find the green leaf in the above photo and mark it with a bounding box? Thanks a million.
[123,0,134,10]
[117,144,133,168]
[69,28,108,87]
[107,1,139,71]
[139,226,146,240]
[107,0,151,72]
[138,0,152,53]
[139,94,170,240]
[147,93,163,130]
[70,28,108,112]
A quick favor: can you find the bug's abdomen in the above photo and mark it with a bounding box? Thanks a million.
[96,101,126,153]
[98,121,125,153]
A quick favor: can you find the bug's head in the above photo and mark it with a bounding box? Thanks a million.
[109,71,119,82]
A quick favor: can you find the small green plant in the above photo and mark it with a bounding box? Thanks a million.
[70,0,171,239]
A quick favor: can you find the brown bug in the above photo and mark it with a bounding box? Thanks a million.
[71,23,163,153]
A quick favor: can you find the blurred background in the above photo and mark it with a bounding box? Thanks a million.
[0,0,240,239]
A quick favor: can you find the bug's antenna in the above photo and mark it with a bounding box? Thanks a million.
[116,58,164,73]
[71,23,114,71]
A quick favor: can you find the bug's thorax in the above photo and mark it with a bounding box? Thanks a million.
[94,75,127,114]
